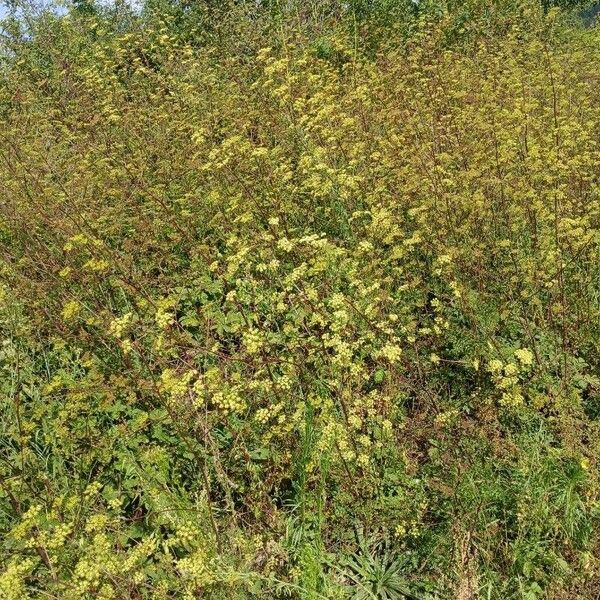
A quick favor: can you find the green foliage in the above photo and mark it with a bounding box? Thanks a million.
[341,536,419,599]
[0,0,599,598]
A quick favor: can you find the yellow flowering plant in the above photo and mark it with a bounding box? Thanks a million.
[0,1,599,598]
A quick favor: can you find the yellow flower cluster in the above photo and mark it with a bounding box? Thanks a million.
[160,368,197,402]
[108,312,133,338]
[155,297,177,329]
[0,558,36,600]
[487,349,535,408]
[83,258,110,272]
[62,300,82,320]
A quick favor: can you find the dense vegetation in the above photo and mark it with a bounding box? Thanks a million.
[0,0,599,598]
